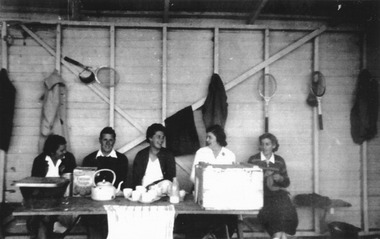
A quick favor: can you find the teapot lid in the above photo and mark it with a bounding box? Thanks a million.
[96,179,113,186]
[93,169,116,186]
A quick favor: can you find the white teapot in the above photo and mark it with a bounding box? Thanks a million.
[91,169,123,201]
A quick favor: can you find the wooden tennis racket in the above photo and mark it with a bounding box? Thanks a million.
[258,74,277,133]
[310,71,326,130]
[64,56,120,88]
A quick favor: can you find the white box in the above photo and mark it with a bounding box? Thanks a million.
[194,164,263,210]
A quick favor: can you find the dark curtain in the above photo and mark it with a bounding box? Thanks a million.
[0,69,16,151]
[165,106,200,156]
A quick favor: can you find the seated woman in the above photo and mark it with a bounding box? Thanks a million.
[180,124,236,238]
[28,134,77,239]
[132,123,176,189]
[247,133,298,239]
[190,124,236,182]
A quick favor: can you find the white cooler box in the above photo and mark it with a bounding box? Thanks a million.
[194,164,263,210]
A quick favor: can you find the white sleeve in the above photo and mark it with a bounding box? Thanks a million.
[190,149,202,183]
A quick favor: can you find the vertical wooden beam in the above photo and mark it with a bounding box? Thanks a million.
[264,28,269,74]
[109,25,116,128]
[161,26,168,123]
[163,0,170,23]
[312,36,321,233]
[55,23,72,151]
[1,21,8,203]
[69,0,82,21]
[360,33,369,233]
[213,27,219,74]
[56,24,62,73]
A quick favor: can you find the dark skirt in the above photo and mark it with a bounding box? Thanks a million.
[259,192,298,236]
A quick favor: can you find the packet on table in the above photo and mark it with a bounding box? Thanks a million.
[73,167,97,197]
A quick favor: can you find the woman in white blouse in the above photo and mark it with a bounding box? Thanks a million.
[190,124,236,183]
[181,125,236,238]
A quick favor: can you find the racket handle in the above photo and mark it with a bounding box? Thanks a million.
[318,114,323,130]
[265,117,269,133]
[63,56,86,68]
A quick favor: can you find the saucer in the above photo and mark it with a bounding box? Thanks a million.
[139,196,160,204]
[126,196,140,202]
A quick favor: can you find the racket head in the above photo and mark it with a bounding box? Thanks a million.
[95,67,120,88]
[79,69,96,84]
[258,73,277,100]
[311,71,326,97]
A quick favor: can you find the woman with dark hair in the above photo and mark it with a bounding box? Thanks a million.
[132,123,176,189]
[32,134,76,177]
[29,134,77,239]
[190,124,235,182]
[247,133,298,239]
[181,124,236,238]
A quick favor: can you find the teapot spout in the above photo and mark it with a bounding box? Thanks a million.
[116,181,124,194]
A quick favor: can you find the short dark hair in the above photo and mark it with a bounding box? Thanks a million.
[43,134,66,155]
[146,123,166,142]
[259,133,280,152]
[99,127,116,139]
[206,124,227,147]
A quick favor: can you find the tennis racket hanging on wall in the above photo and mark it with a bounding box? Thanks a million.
[258,73,277,133]
[310,71,326,130]
[64,56,120,88]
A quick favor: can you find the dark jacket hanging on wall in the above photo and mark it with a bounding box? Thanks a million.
[0,69,16,152]
[202,73,228,129]
[350,69,379,144]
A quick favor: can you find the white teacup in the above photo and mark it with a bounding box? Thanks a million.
[131,190,142,201]
[141,191,154,203]
[135,185,146,193]
[123,188,133,199]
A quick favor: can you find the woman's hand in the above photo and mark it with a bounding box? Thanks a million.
[264,170,274,177]
[272,173,283,182]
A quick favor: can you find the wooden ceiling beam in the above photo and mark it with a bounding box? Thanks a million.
[247,0,269,24]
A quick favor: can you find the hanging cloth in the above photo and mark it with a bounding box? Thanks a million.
[350,69,378,144]
[165,106,200,156]
[38,70,70,152]
[202,73,228,129]
[104,205,175,239]
[0,69,16,151]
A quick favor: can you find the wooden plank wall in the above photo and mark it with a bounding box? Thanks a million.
[366,27,380,230]
[1,19,379,232]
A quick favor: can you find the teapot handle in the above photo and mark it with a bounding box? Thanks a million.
[93,169,116,186]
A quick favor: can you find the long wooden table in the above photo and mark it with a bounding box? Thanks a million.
[13,196,259,238]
